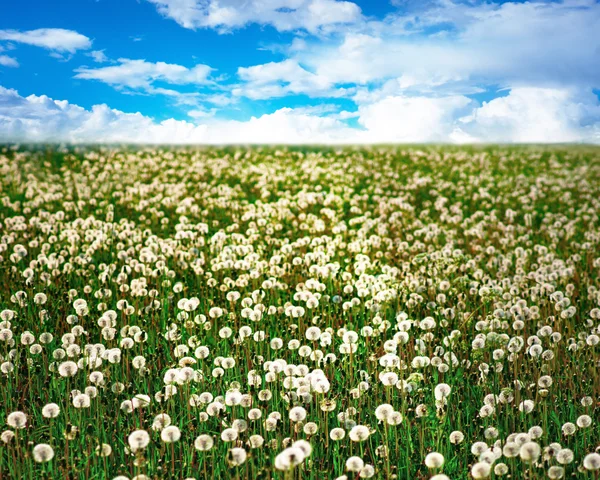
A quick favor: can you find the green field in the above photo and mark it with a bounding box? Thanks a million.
[0,145,599,480]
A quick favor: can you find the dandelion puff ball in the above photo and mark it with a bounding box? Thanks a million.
[449,431,464,444]
[556,448,574,465]
[42,403,60,419]
[349,425,370,442]
[359,464,375,478]
[194,434,214,451]
[160,425,181,443]
[584,453,600,471]
[7,412,27,429]
[547,466,565,479]
[128,430,150,452]
[227,447,247,466]
[424,452,445,469]
[519,442,541,462]
[346,456,365,472]
[289,406,307,422]
[33,444,54,463]
[471,462,491,479]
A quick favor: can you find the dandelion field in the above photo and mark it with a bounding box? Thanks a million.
[1,145,600,480]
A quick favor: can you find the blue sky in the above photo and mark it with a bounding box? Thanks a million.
[0,0,599,143]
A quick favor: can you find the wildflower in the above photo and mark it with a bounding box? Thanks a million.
[128,430,150,452]
[42,403,60,419]
[519,442,541,462]
[160,426,181,443]
[227,447,247,466]
[556,448,574,465]
[7,411,27,429]
[424,452,444,469]
[346,456,364,472]
[32,444,54,463]
[194,435,214,451]
[349,425,370,442]
[583,453,600,471]
[471,462,491,479]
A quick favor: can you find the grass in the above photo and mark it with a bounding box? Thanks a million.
[0,144,599,479]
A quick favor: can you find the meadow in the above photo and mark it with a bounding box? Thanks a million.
[0,145,599,480]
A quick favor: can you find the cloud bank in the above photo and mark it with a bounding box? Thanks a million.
[1,85,599,144]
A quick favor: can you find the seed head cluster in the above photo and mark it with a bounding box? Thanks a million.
[0,146,599,479]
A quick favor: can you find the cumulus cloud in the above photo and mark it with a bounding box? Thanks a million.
[356,95,474,143]
[74,58,214,93]
[87,50,109,63]
[146,0,362,32]
[1,85,599,144]
[0,86,354,144]
[234,59,339,99]
[0,28,92,53]
[456,87,600,143]
[228,1,600,102]
[293,1,600,90]
[0,55,19,67]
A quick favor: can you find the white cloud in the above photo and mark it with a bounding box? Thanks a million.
[457,87,600,143]
[356,95,473,143]
[235,59,338,99]
[74,58,213,91]
[88,50,109,63]
[0,86,354,144]
[0,28,91,53]
[187,108,216,119]
[146,0,362,33]
[0,55,19,67]
[1,85,599,144]
[238,0,600,101]
[294,1,600,90]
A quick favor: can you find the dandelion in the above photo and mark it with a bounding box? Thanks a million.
[502,442,519,458]
[424,452,444,469]
[58,361,78,377]
[128,430,150,452]
[494,463,509,476]
[434,383,451,401]
[583,453,600,471]
[275,447,306,470]
[160,426,181,443]
[547,466,565,479]
[194,435,214,451]
[248,435,264,449]
[1,431,15,443]
[96,443,112,457]
[561,422,577,436]
[449,431,464,444]
[289,406,307,422]
[519,442,541,462]
[471,462,491,479]
[42,403,60,419]
[375,403,394,421]
[32,444,54,463]
[576,414,592,428]
[221,428,238,442]
[346,456,364,472]
[7,411,27,429]
[556,448,574,465]
[72,393,91,409]
[359,464,375,478]
[349,425,370,442]
[227,447,247,466]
